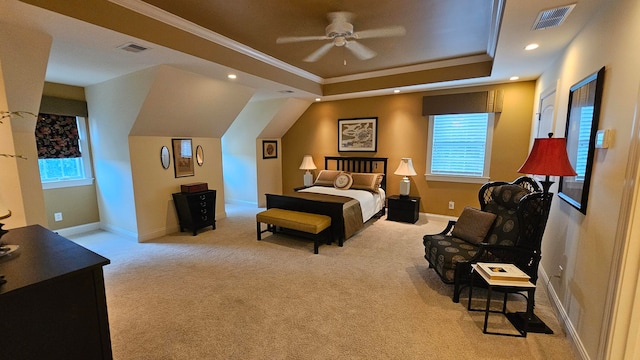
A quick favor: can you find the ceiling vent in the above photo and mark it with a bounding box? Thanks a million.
[117,42,149,53]
[532,4,576,30]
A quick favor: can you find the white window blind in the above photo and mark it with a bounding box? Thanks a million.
[430,113,489,177]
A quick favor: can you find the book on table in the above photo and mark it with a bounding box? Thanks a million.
[475,262,530,282]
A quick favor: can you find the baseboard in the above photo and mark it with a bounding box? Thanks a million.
[539,267,591,360]
[422,212,457,222]
[55,222,101,237]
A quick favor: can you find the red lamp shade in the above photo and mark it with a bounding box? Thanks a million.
[518,137,577,176]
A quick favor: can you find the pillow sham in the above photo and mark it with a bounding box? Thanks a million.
[313,170,342,187]
[350,172,384,193]
[333,173,353,190]
[451,206,497,245]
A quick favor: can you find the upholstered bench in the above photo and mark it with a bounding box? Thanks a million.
[256,208,332,254]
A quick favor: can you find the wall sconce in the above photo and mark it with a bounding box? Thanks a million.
[299,155,317,187]
[394,157,417,196]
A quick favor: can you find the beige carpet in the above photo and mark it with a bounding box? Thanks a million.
[70,204,577,360]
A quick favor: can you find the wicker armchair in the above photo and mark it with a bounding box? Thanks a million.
[423,176,551,302]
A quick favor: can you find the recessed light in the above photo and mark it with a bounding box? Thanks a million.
[510,76,520,81]
[524,43,539,51]
[393,89,401,93]
[227,74,237,79]
[315,98,321,102]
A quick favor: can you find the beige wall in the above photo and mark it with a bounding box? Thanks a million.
[533,0,640,358]
[282,82,535,215]
[41,82,101,231]
[129,136,225,240]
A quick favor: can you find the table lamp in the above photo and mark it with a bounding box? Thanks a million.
[299,155,317,187]
[394,157,417,196]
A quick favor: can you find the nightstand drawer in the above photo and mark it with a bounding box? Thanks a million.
[387,195,420,223]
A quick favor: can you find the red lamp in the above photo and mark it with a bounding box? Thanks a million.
[518,133,577,194]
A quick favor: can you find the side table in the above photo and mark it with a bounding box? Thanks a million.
[468,264,536,337]
[386,195,420,223]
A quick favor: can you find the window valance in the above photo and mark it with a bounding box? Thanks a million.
[422,90,503,116]
[39,95,88,117]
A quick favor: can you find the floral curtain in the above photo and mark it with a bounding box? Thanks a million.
[35,113,81,158]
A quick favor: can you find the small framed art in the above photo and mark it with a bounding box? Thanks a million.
[262,140,278,159]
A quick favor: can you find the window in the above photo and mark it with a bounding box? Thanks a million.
[426,113,494,184]
[37,116,93,189]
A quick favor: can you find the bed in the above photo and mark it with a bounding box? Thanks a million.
[265,156,387,246]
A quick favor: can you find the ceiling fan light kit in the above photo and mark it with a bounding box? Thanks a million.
[276,11,405,63]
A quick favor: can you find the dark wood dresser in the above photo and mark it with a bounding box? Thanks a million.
[0,225,112,359]
[172,189,217,235]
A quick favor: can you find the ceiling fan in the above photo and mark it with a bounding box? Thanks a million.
[276,11,406,62]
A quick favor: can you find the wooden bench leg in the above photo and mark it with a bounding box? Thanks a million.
[256,222,261,240]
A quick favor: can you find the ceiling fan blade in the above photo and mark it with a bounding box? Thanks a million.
[276,35,329,44]
[303,43,334,62]
[354,26,406,39]
[346,40,376,60]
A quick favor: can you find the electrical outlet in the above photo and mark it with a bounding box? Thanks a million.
[448,201,455,210]
[54,212,63,222]
[552,265,564,279]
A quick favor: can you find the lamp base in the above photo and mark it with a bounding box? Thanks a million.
[399,177,410,196]
[303,171,313,187]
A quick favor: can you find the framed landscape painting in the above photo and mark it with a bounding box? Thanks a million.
[338,117,378,152]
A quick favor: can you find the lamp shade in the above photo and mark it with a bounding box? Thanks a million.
[394,158,417,177]
[518,137,577,176]
[299,155,317,170]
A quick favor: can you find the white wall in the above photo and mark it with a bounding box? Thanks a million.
[534,0,640,357]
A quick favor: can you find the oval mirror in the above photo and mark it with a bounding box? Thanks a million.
[196,145,204,166]
[160,146,170,169]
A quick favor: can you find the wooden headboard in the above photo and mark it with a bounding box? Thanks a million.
[324,156,388,190]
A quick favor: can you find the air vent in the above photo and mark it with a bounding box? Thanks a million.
[532,4,576,30]
[117,42,149,53]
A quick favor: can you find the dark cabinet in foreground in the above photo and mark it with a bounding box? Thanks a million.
[173,189,217,235]
[0,225,112,359]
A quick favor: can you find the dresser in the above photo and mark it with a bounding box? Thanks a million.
[0,225,112,359]
[387,195,420,223]
[172,189,217,235]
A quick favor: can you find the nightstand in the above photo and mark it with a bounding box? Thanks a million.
[387,195,420,223]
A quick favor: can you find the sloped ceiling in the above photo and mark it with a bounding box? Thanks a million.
[130,65,255,137]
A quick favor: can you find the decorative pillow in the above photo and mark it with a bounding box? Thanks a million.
[350,173,384,193]
[313,170,342,187]
[333,173,353,190]
[451,206,498,245]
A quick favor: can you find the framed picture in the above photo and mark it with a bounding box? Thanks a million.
[262,140,278,159]
[172,138,194,178]
[338,117,378,152]
[558,66,605,214]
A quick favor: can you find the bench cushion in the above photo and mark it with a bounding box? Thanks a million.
[257,208,331,234]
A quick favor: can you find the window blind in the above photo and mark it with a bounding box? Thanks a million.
[430,113,489,177]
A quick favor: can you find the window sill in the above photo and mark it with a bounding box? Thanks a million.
[42,178,94,190]
[425,174,489,184]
